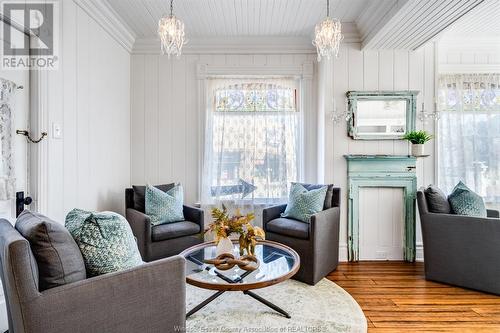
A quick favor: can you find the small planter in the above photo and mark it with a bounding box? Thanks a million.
[411,143,425,156]
[216,237,234,256]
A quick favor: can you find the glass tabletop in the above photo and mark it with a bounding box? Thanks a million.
[180,240,300,291]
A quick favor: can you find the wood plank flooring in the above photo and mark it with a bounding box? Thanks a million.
[327,262,500,333]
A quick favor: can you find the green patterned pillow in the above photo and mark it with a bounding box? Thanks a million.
[145,184,184,225]
[281,183,328,223]
[65,209,143,277]
[448,181,487,217]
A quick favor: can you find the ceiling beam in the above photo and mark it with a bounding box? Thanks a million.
[359,0,486,50]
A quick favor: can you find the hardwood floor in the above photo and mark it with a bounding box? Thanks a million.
[327,262,500,333]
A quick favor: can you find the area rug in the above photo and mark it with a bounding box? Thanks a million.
[186,278,367,333]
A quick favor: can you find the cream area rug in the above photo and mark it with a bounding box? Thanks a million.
[186,279,367,333]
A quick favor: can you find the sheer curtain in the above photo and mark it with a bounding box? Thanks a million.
[438,74,500,209]
[201,77,302,218]
[0,78,16,201]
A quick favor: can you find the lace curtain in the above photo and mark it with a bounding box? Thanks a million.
[0,78,16,200]
[438,74,500,208]
[201,77,302,213]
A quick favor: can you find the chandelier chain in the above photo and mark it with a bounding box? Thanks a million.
[327,0,330,17]
[170,0,173,16]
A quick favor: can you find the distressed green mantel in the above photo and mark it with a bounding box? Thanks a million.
[344,155,417,262]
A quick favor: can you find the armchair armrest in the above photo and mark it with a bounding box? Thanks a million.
[183,205,205,231]
[310,207,340,243]
[32,256,186,333]
[126,208,151,259]
[262,204,287,230]
[487,209,499,218]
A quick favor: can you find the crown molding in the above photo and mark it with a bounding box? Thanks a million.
[73,0,136,53]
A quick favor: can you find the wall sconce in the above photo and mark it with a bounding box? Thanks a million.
[331,97,351,125]
[417,100,440,124]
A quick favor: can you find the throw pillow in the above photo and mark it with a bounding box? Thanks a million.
[132,183,175,213]
[65,209,143,277]
[424,185,452,214]
[15,210,86,291]
[295,182,335,209]
[145,184,185,225]
[281,183,328,223]
[448,181,487,217]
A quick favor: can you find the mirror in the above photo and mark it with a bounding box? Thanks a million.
[346,91,419,140]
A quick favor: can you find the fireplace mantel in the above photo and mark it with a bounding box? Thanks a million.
[344,155,417,262]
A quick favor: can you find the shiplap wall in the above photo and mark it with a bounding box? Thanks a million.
[131,42,437,261]
[130,53,318,205]
[324,42,437,260]
[45,0,131,221]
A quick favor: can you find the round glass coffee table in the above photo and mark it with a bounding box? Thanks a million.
[180,240,300,319]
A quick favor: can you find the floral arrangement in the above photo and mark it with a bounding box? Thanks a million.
[205,205,265,256]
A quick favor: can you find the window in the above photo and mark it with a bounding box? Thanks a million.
[201,78,301,205]
[438,74,500,208]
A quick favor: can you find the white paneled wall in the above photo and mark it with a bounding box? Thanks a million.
[45,1,131,221]
[438,38,500,73]
[324,42,436,261]
[130,53,317,205]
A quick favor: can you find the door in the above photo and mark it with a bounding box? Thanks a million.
[0,21,31,332]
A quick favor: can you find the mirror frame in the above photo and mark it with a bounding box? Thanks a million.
[346,91,419,140]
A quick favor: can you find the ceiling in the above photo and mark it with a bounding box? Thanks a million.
[106,0,384,38]
[442,0,500,39]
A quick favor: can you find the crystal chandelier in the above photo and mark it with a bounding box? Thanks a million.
[313,0,343,61]
[158,0,187,58]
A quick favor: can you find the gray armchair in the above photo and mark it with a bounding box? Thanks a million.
[263,186,341,285]
[0,219,186,333]
[417,190,500,295]
[125,187,204,261]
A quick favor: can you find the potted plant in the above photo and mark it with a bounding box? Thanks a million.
[402,130,433,156]
[205,205,265,256]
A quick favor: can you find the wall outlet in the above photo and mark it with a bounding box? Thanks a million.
[52,123,62,139]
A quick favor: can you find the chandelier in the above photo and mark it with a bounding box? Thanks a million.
[313,0,343,61]
[158,0,187,58]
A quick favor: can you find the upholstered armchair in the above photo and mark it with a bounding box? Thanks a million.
[0,219,186,333]
[125,185,204,262]
[417,190,500,295]
[263,185,341,285]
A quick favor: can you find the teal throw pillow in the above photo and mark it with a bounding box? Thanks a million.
[145,184,184,225]
[65,209,143,277]
[448,181,487,217]
[281,183,328,223]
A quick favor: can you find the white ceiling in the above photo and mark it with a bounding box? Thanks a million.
[106,0,387,38]
[442,0,500,39]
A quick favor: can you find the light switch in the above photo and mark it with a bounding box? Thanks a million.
[52,123,62,139]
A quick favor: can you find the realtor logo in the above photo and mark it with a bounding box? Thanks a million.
[1,0,59,69]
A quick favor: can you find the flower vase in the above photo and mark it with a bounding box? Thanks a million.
[216,237,234,256]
